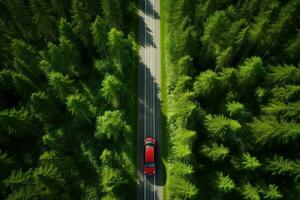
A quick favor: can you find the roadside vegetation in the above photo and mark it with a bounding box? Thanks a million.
[162,0,300,199]
[0,0,138,199]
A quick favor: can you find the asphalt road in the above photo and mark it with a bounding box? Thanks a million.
[137,0,163,199]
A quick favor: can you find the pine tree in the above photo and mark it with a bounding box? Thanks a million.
[265,156,294,176]
[226,101,249,120]
[262,184,282,200]
[215,171,235,193]
[11,39,40,75]
[102,0,122,29]
[267,65,300,86]
[204,115,241,139]
[12,72,38,98]
[29,0,57,40]
[241,183,260,200]
[172,129,196,161]
[200,142,229,161]
[94,59,114,75]
[2,0,36,40]
[101,74,124,108]
[41,36,80,76]
[250,118,300,145]
[262,101,300,121]
[0,108,39,138]
[285,31,300,62]
[101,166,126,194]
[168,174,198,199]
[240,153,261,171]
[238,56,265,90]
[58,18,76,43]
[30,92,59,122]
[47,72,75,101]
[91,16,106,52]
[107,28,129,72]
[95,110,130,142]
[71,0,91,46]
[193,70,221,100]
[66,93,96,123]
[271,85,300,103]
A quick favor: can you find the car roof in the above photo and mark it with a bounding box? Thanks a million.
[145,145,154,162]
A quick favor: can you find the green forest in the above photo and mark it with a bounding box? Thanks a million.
[0,0,138,199]
[162,0,300,199]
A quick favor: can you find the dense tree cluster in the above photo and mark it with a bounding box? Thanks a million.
[0,0,137,199]
[163,0,300,199]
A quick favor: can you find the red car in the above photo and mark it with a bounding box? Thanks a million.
[144,137,156,175]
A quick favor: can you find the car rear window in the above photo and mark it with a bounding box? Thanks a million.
[146,141,154,146]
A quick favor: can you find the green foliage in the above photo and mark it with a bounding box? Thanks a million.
[267,65,300,86]
[107,28,129,70]
[205,115,241,138]
[66,93,96,121]
[265,156,294,176]
[41,36,80,76]
[101,74,124,108]
[47,72,75,101]
[0,1,137,198]
[262,184,282,200]
[200,142,229,161]
[29,0,57,40]
[168,175,198,200]
[31,92,58,122]
[193,70,220,99]
[91,16,106,52]
[238,56,265,90]
[226,101,249,120]
[163,0,300,199]
[250,118,300,145]
[71,0,91,45]
[102,0,122,29]
[241,183,260,200]
[240,153,261,171]
[215,172,235,193]
[95,110,130,142]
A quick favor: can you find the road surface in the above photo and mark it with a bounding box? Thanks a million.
[137,0,163,199]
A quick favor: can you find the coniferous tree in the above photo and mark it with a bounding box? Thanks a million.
[204,115,241,139]
[101,74,124,108]
[102,0,122,29]
[215,172,235,193]
[95,110,130,142]
[200,142,229,161]
[71,0,91,46]
[29,0,57,40]
[241,183,260,200]
[91,16,106,52]
[240,153,261,171]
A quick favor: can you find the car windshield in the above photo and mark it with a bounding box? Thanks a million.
[145,162,155,167]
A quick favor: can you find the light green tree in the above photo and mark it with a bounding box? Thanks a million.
[241,183,260,200]
[200,142,229,161]
[215,172,235,193]
[101,74,124,108]
[240,153,261,171]
[95,110,130,142]
[204,115,241,138]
